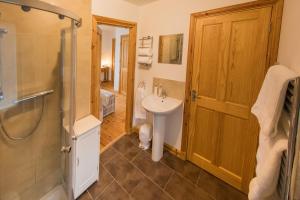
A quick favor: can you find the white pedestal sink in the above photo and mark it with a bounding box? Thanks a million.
[142,95,183,162]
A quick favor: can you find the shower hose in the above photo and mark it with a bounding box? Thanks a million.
[0,97,45,141]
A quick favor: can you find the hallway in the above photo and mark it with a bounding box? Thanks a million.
[100,81,126,149]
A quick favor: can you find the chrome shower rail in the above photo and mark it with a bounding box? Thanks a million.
[14,89,54,104]
[0,0,82,27]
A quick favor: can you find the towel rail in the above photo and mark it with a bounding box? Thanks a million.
[138,36,153,68]
[278,78,300,200]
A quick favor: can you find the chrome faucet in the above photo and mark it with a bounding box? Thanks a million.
[162,89,167,99]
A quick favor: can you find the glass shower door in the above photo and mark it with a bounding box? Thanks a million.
[0,2,78,200]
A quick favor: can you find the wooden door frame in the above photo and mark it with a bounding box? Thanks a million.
[111,38,116,84]
[182,0,283,190]
[119,34,129,94]
[91,15,137,133]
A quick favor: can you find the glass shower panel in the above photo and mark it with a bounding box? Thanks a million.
[60,26,73,200]
[0,2,75,200]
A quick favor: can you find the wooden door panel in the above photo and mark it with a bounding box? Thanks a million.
[121,69,128,93]
[197,96,249,119]
[225,20,258,105]
[198,23,223,99]
[191,107,219,164]
[120,35,129,95]
[218,114,248,177]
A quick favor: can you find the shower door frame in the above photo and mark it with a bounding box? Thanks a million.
[0,0,81,26]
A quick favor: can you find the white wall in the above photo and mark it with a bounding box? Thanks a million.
[278,0,300,74]
[92,0,139,22]
[114,28,129,91]
[100,28,115,81]
[136,0,253,149]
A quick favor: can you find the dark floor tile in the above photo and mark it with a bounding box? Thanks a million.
[165,173,212,200]
[161,151,200,183]
[128,133,140,146]
[77,191,92,200]
[215,182,247,200]
[104,153,144,193]
[133,151,173,188]
[88,165,114,199]
[196,169,220,199]
[113,136,140,161]
[100,147,118,165]
[197,170,247,200]
[97,181,130,200]
[131,178,172,200]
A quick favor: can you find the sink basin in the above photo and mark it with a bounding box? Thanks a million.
[142,95,183,162]
[142,95,182,115]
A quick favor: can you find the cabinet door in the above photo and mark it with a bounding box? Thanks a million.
[187,7,272,192]
[74,128,100,198]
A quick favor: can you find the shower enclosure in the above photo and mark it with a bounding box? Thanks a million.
[0,1,80,199]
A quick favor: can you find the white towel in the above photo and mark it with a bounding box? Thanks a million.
[134,86,146,120]
[248,131,288,200]
[251,65,298,137]
[138,56,152,65]
[138,48,152,56]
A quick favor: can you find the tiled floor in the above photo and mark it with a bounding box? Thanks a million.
[100,81,126,148]
[78,134,248,200]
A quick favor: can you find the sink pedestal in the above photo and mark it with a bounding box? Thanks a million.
[141,94,183,162]
[152,115,166,162]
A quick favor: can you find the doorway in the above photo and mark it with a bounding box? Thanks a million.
[91,16,137,150]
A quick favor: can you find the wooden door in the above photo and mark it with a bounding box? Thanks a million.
[119,35,129,95]
[91,17,101,120]
[187,7,272,192]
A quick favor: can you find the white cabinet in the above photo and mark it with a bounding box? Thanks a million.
[72,115,101,199]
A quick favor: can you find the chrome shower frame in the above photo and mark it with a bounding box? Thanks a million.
[0,1,80,199]
[0,0,82,27]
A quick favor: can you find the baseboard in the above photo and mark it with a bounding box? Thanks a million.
[164,143,186,160]
[131,130,186,160]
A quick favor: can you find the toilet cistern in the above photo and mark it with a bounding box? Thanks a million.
[142,94,183,162]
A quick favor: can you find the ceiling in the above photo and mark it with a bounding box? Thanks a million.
[123,0,159,6]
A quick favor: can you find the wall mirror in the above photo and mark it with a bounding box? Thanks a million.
[158,34,183,64]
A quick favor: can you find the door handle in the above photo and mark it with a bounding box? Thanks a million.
[191,90,197,102]
[61,145,72,153]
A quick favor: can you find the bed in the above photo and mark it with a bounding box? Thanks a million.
[100,89,115,117]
